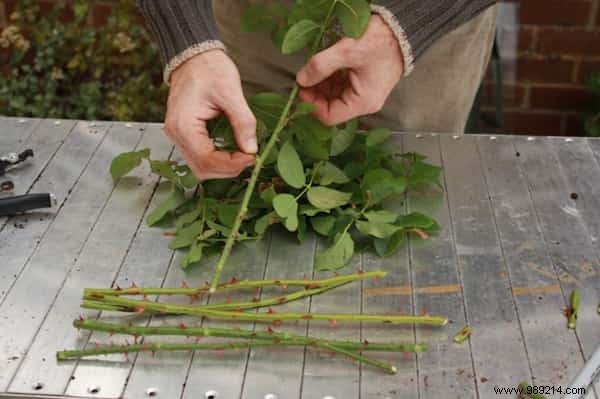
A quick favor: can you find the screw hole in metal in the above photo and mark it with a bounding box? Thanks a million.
[205,390,218,399]
[415,133,423,139]
[264,394,278,399]
[565,138,574,143]
[489,136,497,141]
[88,385,101,395]
[527,136,535,142]
[452,135,461,140]
[32,382,44,391]
[146,387,159,397]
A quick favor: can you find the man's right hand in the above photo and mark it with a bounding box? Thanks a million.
[165,50,257,180]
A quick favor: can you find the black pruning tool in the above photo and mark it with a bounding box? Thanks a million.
[0,149,57,216]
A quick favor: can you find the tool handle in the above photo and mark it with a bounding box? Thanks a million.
[0,193,54,216]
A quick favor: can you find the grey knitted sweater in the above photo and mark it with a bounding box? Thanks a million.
[138,0,497,82]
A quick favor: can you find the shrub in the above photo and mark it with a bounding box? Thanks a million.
[0,0,166,121]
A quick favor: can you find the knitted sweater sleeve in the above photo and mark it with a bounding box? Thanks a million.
[137,0,498,82]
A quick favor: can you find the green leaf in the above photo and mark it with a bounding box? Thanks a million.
[175,207,202,230]
[217,204,239,228]
[366,127,391,147]
[297,215,307,243]
[355,220,398,238]
[292,115,334,141]
[293,102,316,118]
[408,161,442,186]
[175,165,200,189]
[277,141,306,189]
[206,220,231,236]
[316,162,350,186]
[374,231,406,257]
[255,211,278,235]
[260,185,277,205]
[299,204,331,216]
[334,0,371,38]
[249,93,287,130]
[331,123,356,156]
[363,209,398,224]
[311,215,336,236]
[273,194,299,231]
[150,160,177,180]
[307,186,353,210]
[146,186,185,226]
[282,19,320,55]
[397,212,440,231]
[110,148,150,181]
[181,241,204,269]
[169,220,205,250]
[315,232,354,271]
[361,169,408,203]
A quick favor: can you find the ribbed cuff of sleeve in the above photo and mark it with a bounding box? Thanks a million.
[370,4,415,76]
[374,0,497,70]
[136,0,223,83]
[163,40,226,84]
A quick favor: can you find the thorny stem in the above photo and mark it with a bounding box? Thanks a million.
[56,339,396,374]
[72,319,427,353]
[83,271,386,298]
[82,294,448,325]
[209,5,339,293]
[209,85,300,293]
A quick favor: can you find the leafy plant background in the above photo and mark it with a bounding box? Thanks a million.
[0,0,166,121]
[582,72,600,137]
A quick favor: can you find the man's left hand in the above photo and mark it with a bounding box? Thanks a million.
[296,15,404,126]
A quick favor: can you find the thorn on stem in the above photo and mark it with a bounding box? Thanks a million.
[180,281,189,289]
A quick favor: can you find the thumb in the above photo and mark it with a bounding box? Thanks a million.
[297,40,352,87]
[220,88,258,154]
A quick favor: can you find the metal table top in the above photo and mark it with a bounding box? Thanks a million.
[0,117,599,399]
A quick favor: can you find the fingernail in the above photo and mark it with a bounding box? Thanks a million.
[246,138,258,154]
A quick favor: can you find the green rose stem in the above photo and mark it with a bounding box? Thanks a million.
[72,319,427,353]
[82,294,448,325]
[84,282,346,314]
[208,3,338,293]
[83,270,386,297]
[57,339,397,374]
[567,289,580,329]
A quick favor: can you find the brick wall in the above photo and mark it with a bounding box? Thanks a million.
[2,0,599,136]
[482,0,600,136]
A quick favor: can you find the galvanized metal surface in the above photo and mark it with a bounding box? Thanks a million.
[1,118,599,399]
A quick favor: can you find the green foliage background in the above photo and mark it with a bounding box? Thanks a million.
[582,72,600,137]
[0,0,166,121]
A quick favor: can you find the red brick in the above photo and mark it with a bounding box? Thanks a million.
[513,56,575,83]
[578,59,600,83]
[92,2,113,26]
[0,1,6,27]
[482,111,564,135]
[529,85,591,110]
[538,27,600,56]
[481,84,526,108]
[519,27,536,52]
[520,0,592,26]
[564,115,586,136]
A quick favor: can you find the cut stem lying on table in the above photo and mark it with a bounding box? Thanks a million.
[57,339,397,374]
[72,319,428,353]
[84,270,386,297]
[82,293,448,325]
[567,289,580,329]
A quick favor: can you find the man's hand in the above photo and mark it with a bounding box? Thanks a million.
[296,15,404,126]
[166,50,257,180]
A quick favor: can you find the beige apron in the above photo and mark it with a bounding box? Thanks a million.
[212,1,498,133]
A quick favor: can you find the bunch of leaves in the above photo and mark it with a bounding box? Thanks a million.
[111,0,443,273]
[581,72,600,137]
[0,0,166,121]
[112,115,442,271]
